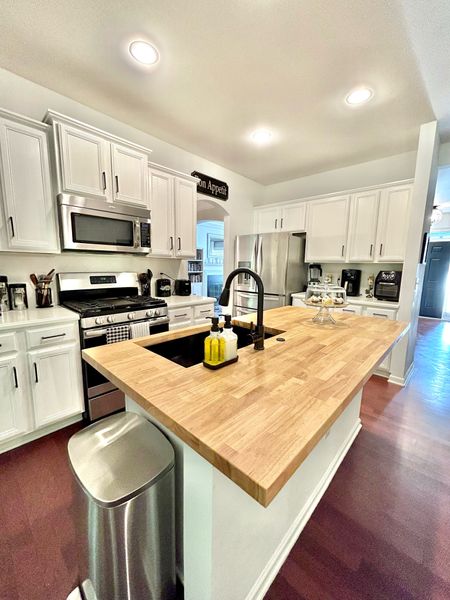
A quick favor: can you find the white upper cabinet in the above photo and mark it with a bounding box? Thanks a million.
[0,113,59,253]
[47,111,152,209]
[254,202,307,233]
[149,166,197,258]
[347,190,380,262]
[305,195,350,262]
[59,123,111,201]
[375,185,411,262]
[174,178,197,257]
[149,168,174,256]
[111,143,148,207]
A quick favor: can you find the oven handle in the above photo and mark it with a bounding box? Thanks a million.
[84,329,108,338]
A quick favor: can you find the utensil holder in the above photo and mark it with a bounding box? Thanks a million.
[36,286,53,308]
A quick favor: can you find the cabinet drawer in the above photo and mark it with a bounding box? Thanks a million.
[193,304,215,320]
[26,323,77,349]
[364,307,397,320]
[168,307,193,325]
[0,332,18,354]
[340,305,363,315]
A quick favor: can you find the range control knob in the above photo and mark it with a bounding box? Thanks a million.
[95,317,104,325]
[107,316,114,324]
[154,309,160,317]
[127,312,136,321]
[146,309,154,318]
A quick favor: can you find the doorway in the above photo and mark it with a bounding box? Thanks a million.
[420,241,450,320]
[194,220,224,313]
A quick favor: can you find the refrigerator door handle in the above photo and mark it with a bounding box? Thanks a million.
[257,236,263,274]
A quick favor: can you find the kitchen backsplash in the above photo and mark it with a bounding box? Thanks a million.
[314,262,403,295]
[0,252,185,306]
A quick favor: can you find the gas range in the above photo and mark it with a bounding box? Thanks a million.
[58,272,168,329]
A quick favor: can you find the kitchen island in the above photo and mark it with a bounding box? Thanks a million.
[83,306,408,600]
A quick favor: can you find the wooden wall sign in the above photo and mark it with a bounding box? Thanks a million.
[191,171,229,200]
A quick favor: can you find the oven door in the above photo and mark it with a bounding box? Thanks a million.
[81,320,169,421]
[59,198,150,253]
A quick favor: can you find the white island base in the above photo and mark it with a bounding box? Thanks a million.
[126,391,362,600]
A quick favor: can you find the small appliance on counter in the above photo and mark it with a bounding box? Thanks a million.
[0,276,9,313]
[374,271,402,302]
[341,269,361,297]
[156,276,172,297]
[308,263,322,284]
[8,283,28,311]
[174,279,191,296]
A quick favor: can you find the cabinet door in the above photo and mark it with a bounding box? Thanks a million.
[174,178,197,257]
[111,143,149,207]
[0,355,28,442]
[0,118,59,252]
[59,123,111,201]
[149,168,174,256]
[254,206,280,233]
[29,342,83,429]
[347,191,380,261]
[376,186,411,262]
[305,196,350,262]
[280,203,307,232]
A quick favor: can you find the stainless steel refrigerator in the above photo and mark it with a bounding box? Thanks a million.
[233,232,307,316]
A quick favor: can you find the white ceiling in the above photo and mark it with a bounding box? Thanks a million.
[0,0,440,184]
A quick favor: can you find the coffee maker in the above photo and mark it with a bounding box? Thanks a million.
[341,269,361,297]
[308,263,322,284]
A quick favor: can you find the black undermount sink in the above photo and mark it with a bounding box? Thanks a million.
[145,325,279,369]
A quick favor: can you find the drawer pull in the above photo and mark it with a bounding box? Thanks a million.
[343,309,355,313]
[170,236,174,250]
[177,237,181,251]
[274,218,278,229]
[33,362,39,383]
[280,218,284,229]
[9,216,15,238]
[199,309,211,313]
[341,244,345,257]
[41,333,67,341]
[13,366,18,389]
[370,243,373,256]
[373,312,388,318]
[174,313,188,318]
[379,243,383,256]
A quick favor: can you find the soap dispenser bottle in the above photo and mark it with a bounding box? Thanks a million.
[220,314,238,362]
[204,317,224,366]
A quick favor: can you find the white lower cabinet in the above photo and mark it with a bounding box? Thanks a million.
[0,353,28,442]
[364,307,397,373]
[28,341,83,428]
[168,302,215,330]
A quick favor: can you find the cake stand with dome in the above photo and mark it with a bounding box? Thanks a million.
[304,284,348,325]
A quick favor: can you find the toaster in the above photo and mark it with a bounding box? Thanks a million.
[174,279,191,296]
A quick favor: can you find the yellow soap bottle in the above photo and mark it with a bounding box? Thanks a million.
[204,317,223,366]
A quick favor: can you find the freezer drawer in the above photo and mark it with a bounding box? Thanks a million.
[234,291,286,311]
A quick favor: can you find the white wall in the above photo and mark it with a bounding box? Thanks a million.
[261,151,418,205]
[0,68,261,296]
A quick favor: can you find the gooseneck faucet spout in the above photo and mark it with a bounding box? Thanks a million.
[218,268,265,350]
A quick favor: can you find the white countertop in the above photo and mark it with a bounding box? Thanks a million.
[164,295,216,308]
[0,305,79,331]
[291,292,399,310]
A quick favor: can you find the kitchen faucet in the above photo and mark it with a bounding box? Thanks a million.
[218,268,265,350]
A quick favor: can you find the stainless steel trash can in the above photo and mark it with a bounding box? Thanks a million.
[68,412,176,600]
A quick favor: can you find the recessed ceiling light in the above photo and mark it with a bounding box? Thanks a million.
[345,87,373,106]
[250,129,273,145]
[129,40,159,65]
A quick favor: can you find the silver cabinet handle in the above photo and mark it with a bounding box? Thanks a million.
[341,244,345,257]
[274,218,278,229]
[199,309,211,313]
[379,243,383,256]
[101,171,107,191]
[178,237,181,251]
[280,218,284,229]
[174,313,188,318]
[370,244,373,257]
[13,366,18,388]
[9,216,15,238]
[343,308,356,313]
[33,362,39,383]
[373,312,388,318]
[115,175,119,194]
[170,236,174,250]
[41,333,66,341]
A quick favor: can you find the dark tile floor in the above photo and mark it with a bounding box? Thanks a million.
[0,319,449,599]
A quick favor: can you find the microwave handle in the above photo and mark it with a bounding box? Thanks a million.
[134,219,141,248]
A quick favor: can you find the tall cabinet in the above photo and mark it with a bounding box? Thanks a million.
[0,109,59,252]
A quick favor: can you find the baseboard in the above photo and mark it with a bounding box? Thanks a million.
[245,419,362,600]
[0,413,83,455]
[388,361,414,387]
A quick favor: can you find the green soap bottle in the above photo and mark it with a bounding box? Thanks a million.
[204,317,223,365]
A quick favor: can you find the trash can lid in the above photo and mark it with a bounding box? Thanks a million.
[68,412,175,507]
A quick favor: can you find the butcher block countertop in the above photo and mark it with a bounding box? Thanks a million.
[82,306,408,507]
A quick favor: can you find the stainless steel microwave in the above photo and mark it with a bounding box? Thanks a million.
[58,194,151,254]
